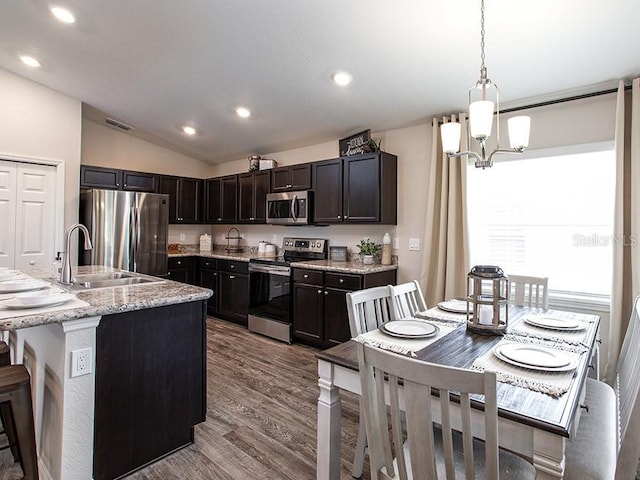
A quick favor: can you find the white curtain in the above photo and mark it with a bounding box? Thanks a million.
[419,115,470,307]
[606,78,640,383]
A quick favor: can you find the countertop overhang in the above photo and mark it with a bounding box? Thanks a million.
[0,265,212,331]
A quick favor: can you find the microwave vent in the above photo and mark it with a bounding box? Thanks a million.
[105,117,134,131]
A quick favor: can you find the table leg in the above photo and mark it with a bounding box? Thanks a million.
[532,429,566,479]
[317,359,342,480]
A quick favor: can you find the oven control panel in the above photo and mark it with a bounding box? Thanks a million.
[282,237,327,254]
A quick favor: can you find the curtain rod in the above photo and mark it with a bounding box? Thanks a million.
[500,83,632,114]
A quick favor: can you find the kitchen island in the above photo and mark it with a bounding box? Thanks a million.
[0,266,212,480]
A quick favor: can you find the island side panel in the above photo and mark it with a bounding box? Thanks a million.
[93,300,206,480]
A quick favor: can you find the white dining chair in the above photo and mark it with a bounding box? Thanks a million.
[507,274,548,308]
[346,286,393,478]
[389,280,428,320]
[355,341,536,480]
[564,295,640,480]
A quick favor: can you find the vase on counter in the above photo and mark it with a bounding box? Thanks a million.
[363,255,374,265]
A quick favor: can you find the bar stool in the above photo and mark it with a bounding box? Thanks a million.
[0,340,39,480]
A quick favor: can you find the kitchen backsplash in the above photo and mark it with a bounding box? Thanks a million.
[168,224,398,258]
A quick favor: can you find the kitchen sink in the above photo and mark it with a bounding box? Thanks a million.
[55,272,164,291]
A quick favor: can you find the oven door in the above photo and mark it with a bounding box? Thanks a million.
[248,263,292,323]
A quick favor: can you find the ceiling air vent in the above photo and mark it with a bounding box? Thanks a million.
[105,117,134,131]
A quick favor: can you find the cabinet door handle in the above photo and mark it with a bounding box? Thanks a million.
[230,264,235,269]
[303,274,309,278]
[177,261,182,265]
[168,272,171,276]
[324,291,329,295]
[344,215,348,219]
[337,215,341,219]
[250,217,255,221]
[29,260,35,265]
[230,275,236,279]
[124,184,127,188]
[214,272,217,276]
[317,289,322,294]
[339,278,344,284]
[217,218,222,221]
[116,183,120,187]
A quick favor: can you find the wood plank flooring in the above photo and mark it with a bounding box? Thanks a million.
[125,317,369,480]
[0,317,368,479]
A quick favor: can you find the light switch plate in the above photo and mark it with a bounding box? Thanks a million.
[392,237,399,250]
[409,238,420,251]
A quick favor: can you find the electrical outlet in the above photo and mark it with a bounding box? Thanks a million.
[272,234,278,245]
[409,238,421,251]
[71,347,92,378]
[392,237,399,250]
[179,233,186,241]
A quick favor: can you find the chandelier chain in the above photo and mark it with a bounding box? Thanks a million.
[479,0,486,78]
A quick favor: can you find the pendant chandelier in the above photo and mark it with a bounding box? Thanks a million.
[441,0,530,169]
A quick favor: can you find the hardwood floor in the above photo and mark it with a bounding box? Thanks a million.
[0,317,368,479]
[125,317,369,480]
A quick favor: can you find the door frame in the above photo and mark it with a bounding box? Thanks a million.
[0,153,65,259]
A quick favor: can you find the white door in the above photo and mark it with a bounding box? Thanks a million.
[0,160,56,272]
[0,161,17,269]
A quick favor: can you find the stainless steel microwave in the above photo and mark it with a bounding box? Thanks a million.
[266,190,312,225]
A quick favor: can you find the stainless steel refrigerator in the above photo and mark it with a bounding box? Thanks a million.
[79,189,169,276]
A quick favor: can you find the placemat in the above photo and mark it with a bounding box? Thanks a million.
[0,297,89,320]
[471,338,583,398]
[354,319,459,357]
[509,318,590,346]
[415,307,468,324]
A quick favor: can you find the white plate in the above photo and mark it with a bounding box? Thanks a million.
[380,320,439,339]
[493,343,578,372]
[0,293,75,309]
[524,316,584,331]
[437,299,470,314]
[0,271,25,282]
[0,279,49,293]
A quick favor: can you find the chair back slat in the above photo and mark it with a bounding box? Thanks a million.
[356,342,500,480]
[614,296,640,479]
[347,286,392,337]
[508,274,548,308]
[389,280,428,320]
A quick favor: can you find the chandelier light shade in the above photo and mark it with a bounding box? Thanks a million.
[441,0,530,168]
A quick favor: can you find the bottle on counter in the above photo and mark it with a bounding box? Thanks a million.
[381,233,392,265]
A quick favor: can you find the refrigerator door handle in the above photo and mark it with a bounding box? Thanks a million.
[131,203,138,272]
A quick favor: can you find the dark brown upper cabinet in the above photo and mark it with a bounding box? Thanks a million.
[271,164,312,192]
[80,165,157,192]
[312,152,397,225]
[205,175,238,224]
[158,175,204,224]
[238,170,270,223]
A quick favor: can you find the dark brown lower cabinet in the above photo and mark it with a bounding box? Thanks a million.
[216,261,249,326]
[292,268,397,348]
[93,301,206,480]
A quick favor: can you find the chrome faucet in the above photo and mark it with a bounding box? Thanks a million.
[60,223,93,284]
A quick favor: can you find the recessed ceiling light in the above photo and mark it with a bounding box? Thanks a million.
[50,6,75,24]
[182,126,197,135]
[332,71,353,87]
[20,55,41,68]
[235,107,251,118]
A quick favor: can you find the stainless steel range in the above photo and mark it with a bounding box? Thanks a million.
[248,237,328,343]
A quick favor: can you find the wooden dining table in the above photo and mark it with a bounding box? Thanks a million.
[315,306,600,480]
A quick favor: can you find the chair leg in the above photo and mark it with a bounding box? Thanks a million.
[1,402,20,462]
[9,383,38,480]
[352,406,367,478]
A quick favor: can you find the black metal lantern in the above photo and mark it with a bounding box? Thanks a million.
[467,265,509,335]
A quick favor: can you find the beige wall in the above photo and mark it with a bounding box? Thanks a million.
[0,68,82,249]
[81,119,213,178]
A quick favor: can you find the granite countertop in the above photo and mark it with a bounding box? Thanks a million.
[169,247,398,274]
[0,265,212,331]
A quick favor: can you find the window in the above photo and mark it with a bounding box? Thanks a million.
[466,143,615,299]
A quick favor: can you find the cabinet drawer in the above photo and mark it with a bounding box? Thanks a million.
[293,268,323,285]
[325,272,362,290]
[168,257,195,269]
[198,257,218,270]
[218,259,249,274]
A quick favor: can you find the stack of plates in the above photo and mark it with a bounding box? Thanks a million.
[437,299,470,314]
[0,279,49,294]
[493,342,577,372]
[524,315,585,332]
[0,270,26,282]
[0,290,76,309]
[379,319,439,339]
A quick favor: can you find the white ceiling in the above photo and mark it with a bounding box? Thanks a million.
[1,0,638,164]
